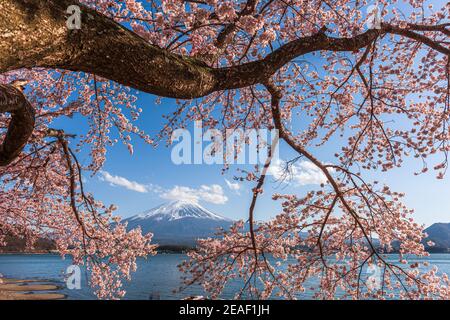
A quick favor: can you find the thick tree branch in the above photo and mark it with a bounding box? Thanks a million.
[1,1,448,99]
[0,84,35,166]
[0,0,448,166]
[0,0,216,99]
[383,23,450,55]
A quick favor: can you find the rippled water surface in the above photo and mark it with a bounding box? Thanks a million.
[1,253,449,299]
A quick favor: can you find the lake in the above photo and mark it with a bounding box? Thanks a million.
[2,253,450,299]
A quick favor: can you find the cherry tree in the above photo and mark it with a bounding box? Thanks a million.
[0,0,449,299]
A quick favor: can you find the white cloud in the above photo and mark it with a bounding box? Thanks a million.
[100,171,149,193]
[160,186,198,203]
[268,159,328,186]
[160,184,228,204]
[99,171,229,205]
[225,179,241,194]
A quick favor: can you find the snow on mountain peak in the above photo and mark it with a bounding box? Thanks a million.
[128,200,231,222]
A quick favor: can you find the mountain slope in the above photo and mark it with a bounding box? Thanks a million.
[123,200,233,246]
[424,223,450,251]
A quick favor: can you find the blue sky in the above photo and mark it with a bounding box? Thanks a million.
[50,0,450,228]
[53,89,450,228]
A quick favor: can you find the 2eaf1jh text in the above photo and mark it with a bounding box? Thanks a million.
[179,304,270,318]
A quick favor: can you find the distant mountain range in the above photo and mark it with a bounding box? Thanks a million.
[123,201,450,251]
[123,201,450,253]
[424,223,450,252]
[2,200,450,253]
[123,200,234,246]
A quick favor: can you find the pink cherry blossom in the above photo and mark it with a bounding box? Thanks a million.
[1,0,449,300]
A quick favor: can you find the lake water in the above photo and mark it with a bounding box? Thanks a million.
[2,253,450,299]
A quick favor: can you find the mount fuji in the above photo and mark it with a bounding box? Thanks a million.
[123,200,234,246]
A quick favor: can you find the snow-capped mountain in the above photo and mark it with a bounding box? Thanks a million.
[123,200,233,246]
[127,200,232,222]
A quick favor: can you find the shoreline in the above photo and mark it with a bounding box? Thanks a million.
[2,251,450,256]
[0,277,66,300]
[0,251,59,255]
